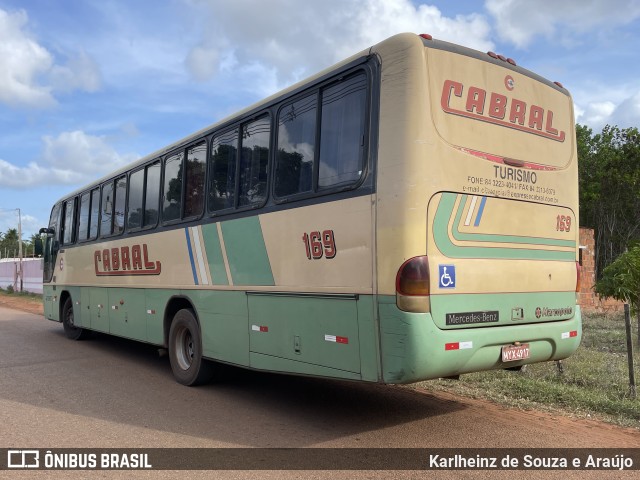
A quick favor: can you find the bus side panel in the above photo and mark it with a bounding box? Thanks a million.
[89,287,109,333]
[108,288,147,341]
[378,295,582,383]
[194,290,250,367]
[256,195,376,379]
[43,285,59,322]
[248,294,361,375]
[357,295,381,382]
[79,287,90,328]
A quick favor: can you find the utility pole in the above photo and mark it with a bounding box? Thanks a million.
[0,207,24,292]
[17,208,23,292]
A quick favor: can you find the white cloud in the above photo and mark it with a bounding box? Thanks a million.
[486,0,640,48]
[575,101,616,128]
[572,76,640,129]
[185,0,493,90]
[0,8,102,108]
[49,51,102,94]
[0,212,39,241]
[611,92,640,128]
[0,131,138,188]
[0,9,55,107]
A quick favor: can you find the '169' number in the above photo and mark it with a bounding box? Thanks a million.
[556,215,572,232]
[302,230,337,259]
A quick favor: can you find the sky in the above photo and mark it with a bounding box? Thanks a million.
[0,0,639,240]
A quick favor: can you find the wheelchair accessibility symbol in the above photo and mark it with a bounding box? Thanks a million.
[438,265,456,289]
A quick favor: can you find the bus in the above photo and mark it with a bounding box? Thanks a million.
[38,33,581,386]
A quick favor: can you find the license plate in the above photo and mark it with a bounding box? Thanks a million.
[501,343,530,362]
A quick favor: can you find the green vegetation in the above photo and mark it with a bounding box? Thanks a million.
[414,312,640,429]
[577,124,640,279]
[0,286,43,303]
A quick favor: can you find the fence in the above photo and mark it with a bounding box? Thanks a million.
[0,258,43,294]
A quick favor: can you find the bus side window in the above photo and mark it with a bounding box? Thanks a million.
[128,169,144,230]
[89,188,100,239]
[113,176,127,235]
[275,95,317,198]
[48,203,62,244]
[318,73,367,189]
[144,161,161,227]
[208,129,238,212]
[184,142,206,218]
[78,192,91,241]
[163,152,184,222]
[100,182,114,237]
[62,198,76,245]
[239,116,270,207]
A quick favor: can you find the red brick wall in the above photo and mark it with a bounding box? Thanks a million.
[578,227,624,313]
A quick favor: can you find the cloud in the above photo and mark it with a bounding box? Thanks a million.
[0,9,55,107]
[576,92,640,130]
[0,211,39,239]
[184,0,493,90]
[0,8,102,108]
[0,131,138,188]
[610,92,640,128]
[49,51,102,94]
[575,101,616,129]
[486,0,640,48]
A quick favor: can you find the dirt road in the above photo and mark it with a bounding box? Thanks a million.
[0,300,637,478]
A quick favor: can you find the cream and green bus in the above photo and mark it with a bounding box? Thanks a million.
[38,33,581,386]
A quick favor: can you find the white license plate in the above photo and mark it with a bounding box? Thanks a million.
[501,343,530,362]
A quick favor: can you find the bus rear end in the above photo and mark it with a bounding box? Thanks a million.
[375,34,580,383]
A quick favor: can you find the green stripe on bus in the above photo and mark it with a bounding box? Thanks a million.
[221,216,275,286]
[201,224,229,285]
[434,193,576,261]
[453,194,576,248]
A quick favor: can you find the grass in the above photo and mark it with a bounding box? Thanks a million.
[413,312,640,428]
[0,286,43,303]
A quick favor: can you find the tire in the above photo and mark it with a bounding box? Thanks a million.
[168,309,214,386]
[62,296,88,340]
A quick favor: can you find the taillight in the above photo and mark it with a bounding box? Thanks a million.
[396,256,430,296]
[576,261,581,293]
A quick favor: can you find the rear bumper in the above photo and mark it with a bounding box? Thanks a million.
[378,296,581,384]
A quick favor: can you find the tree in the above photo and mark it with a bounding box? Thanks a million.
[0,228,19,258]
[577,124,640,279]
[595,245,640,340]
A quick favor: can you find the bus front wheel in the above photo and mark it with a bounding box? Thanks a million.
[62,297,87,340]
[168,309,213,386]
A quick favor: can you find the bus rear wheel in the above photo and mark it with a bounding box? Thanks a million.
[168,309,214,386]
[62,297,88,340]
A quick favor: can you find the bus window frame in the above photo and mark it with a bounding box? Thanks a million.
[126,165,146,233]
[236,113,271,211]
[60,196,78,246]
[272,65,372,205]
[206,111,272,218]
[77,190,92,243]
[126,159,162,233]
[161,139,208,227]
[99,175,127,239]
[88,187,100,241]
[76,187,101,244]
[183,139,208,221]
[142,159,162,231]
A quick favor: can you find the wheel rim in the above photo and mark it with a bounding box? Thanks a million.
[174,326,194,371]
